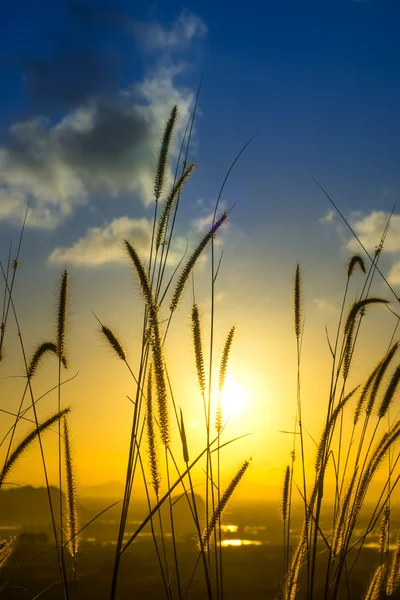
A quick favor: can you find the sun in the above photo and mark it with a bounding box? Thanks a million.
[219,375,249,419]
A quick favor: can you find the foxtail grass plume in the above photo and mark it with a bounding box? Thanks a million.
[218,326,235,393]
[56,269,68,367]
[378,365,400,419]
[192,304,206,394]
[170,212,228,313]
[281,466,290,522]
[27,341,57,379]
[387,533,400,596]
[342,320,355,379]
[101,325,126,361]
[201,460,249,548]
[150,312,170,447]
[125,241,154,309]
[0,536,16,568]
[146,365,161,497]
[294,264,301,339]
[156,163,195,251]
[154,106,178,202]
[179,409,190,464]
[63,416,79,557]
[331,467,359,558]
[215,401,223,434]
[379,505,390,555]
[366,343,399,416]
[353,420,400,521]
[347,255,366,278]
[315,387,358,472]
[353,355,392,425]
[0,408,70,487]
[365,564,387,600]
[344,297,388,337]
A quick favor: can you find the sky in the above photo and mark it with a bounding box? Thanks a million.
[1,0,400,502]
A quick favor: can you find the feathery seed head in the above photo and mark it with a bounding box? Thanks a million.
[0,408,71,487]
[218,326,235,393]
[281,466,290,522]
[294,264,301,339]
[0,536,16,568]
[378,365,400,419]
[101,325,126,361]
[201,460,250,548]
[344,297,388,337]
[63,416,79,557]
[156,163,195,251]
[192,304,206,394]
[56,270,69,365]
[27,342,57,379]
[347,255,366,278]
[179,409,190,464]
[146,365,161,496]
[170,212,228,313]
[125,241,155,309]
[154,106,178,202]
[366,343,399,417]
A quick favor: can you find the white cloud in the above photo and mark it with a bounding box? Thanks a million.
[132,9,207,52]
[388,262,400,285]
[319,209,336,224]
[49,217,152,265]
[347,211,400,253]
[48,214,190,267]
[0,71,193,230]
[312,297,337,312]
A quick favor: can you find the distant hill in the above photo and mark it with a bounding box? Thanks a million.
[80,481,125,498]
[0,485,61,525]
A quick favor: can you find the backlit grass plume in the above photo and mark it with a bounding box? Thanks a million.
[366,343,399,416]
[146,365,161,497]
[27,341,57,379]
[63,416,79,557]
[0,408,70,487]
[344,297,388,337]
[282,466,290,522]
[294,264,301,339]
[218,326,235,393]
[56,269,69,367]
[331,467,359,558]
[192,304,206,394]
[154,106,178,202]
[354,355,392,425]
[365,564,386,600]
[150,312,170,447]
[342,320,355,379]
[352,420,400,521]
[101,325,126,361]
[201,460,249,548]
[0,536,16,568]
[315,387,358,472]
[347,255,366,278]
[379,504,390,555]
[387,533,400,596]
[170,212,228,313]
[179,409,190,464]
[378,364,400,419]
[125,241,154,308]
[156,163,195,251]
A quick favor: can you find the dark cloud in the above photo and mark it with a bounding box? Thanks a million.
[22,51,121,112]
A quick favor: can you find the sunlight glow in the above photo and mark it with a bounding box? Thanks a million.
[220,539,263,547]
[220,375,249,419]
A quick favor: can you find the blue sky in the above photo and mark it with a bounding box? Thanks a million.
[1,1,400,490]
[1,1,399,251]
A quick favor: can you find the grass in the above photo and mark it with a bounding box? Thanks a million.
[1,102,400,600]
